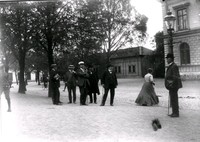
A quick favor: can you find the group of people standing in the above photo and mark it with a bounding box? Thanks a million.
[50,61,118,106]
[50,53,182,118]
[0,52,182,119]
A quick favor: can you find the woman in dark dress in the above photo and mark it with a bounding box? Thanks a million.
[135,68,159,106]
[88,65,100,104]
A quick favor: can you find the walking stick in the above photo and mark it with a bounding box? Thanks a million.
[168,94,170,115]
[101,85,104,104]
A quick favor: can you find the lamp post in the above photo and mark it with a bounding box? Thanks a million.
[164,11,176,55]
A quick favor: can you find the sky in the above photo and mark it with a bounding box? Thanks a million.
[130,0,163,49]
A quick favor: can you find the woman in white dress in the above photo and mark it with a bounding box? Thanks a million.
[135,68,159,106]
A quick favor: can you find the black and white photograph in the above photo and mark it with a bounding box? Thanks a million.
[0,0,200,141]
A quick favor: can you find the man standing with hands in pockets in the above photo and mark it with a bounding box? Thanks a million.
[64,65,77,104]
[100,64,118,106]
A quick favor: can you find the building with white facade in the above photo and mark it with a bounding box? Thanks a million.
[162,0,200,79]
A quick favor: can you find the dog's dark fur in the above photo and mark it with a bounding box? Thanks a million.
[152,119,162,131]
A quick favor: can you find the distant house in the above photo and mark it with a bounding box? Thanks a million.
[162,0,200,79]
[110,47,153,78]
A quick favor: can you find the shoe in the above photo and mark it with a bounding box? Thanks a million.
[7,109,11,112]
[142,104,147,106]
[73,102,76,104]
[81,104,88,106]
[55,102,62,105]
[54,103,62,105]
[100,104,104,106]
[170,114,179,117]
[110,104,114,106]
[67,102,72,104]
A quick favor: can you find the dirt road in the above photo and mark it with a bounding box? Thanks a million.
[1,78,200,142]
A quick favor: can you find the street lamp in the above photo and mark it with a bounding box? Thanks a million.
[164,11,176,54]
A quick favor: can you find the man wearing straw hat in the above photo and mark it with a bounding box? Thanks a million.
[76,61,90,105]
[165,53,182,117]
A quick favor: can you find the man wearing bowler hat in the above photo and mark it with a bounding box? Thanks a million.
[50,64,62,105]
[165,53,182,117]
[100,64,118,106]
[64,65,77,104]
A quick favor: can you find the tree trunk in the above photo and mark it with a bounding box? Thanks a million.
[36,70,41,85]
[18,50,26,94]
[47,42,54,98]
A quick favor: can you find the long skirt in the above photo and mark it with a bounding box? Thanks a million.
[135,82,159,106]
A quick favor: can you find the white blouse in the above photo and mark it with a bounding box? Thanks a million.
[144,73,154,83]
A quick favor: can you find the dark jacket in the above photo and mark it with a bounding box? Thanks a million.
[165,62,182,90]
[101,70,118,89]
[88,70,100,94]
[64,70,77,87]
[76,68,90,87]
[50,69,60,88]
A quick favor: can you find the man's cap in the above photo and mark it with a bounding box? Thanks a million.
[51,64,57,67]
[68,65,75,68]
[166,53,175,59]
[78,61,85,65]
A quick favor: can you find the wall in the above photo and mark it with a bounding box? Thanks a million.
[163,0,200,79]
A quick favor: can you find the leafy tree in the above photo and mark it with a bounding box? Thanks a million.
[25,48,49,85]
[31,1,75,97]
[100,0,148,63]
[0,2,35,93]
[153,31,165,78]
[72,0,105,62]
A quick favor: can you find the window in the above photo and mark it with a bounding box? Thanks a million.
[177,8,188,31]
[128,65,136,73]
[174,3,190,31]
[114,66,121,74]
[180,42,190,65]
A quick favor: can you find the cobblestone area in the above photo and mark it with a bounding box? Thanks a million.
[1,78,200,142]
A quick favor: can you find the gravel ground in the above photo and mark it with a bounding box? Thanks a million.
[0,78,200,142]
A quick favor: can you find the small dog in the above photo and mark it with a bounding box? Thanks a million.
[152,119,162,131]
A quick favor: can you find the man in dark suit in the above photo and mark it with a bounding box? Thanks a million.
[64,65,77,104]
[100,64,118,106]
[165,53,182,117]
[50,64,62,105]
[76,61,90,105]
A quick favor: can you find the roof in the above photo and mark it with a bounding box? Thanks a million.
[110,47,153,59]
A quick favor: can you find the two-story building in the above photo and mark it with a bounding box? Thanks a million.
[162,0,200,79]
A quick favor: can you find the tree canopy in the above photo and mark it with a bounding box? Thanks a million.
[0,0,148,94]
